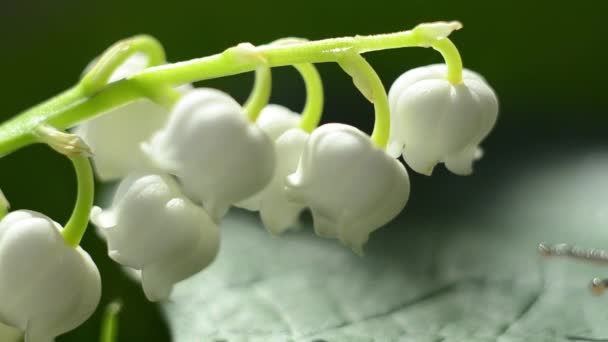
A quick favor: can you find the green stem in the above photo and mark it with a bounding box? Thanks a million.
[0,189,8,220]
[0,21,463,156]
[266,38,324,132]
[79,34,181,109]
[61,155,95,247]
[243,66,272,121]
[140,84,183,109]
[0,85,88,157]
[431,38,463,84]
[338,53,390,148]
[81,35,166,95]
[244,61,323,130]
[295,63,324,133]
[135,31,433,86]
[100,300,122,342]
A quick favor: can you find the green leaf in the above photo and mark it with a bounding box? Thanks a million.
[164,152,608,341]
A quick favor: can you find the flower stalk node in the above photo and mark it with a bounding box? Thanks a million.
[35,125,93,157]
[411,21,463,47]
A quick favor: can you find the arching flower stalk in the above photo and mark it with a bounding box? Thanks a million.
[0,189,8,220]
[285,53,410,255]
[0,128,101,342]
[74,36,189,181]
[236,38,324,234]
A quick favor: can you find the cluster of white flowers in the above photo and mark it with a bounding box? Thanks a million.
[77,55,497,300]
[0,47,497,340]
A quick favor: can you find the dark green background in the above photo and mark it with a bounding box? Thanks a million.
[0,0,607,341]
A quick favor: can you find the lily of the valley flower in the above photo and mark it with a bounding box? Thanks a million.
[260,128,309,234]
[255,104,301,141]
[235,104,301,210]
[241,127,310,234]
[0,210,101,342]
[74,53,190,181]
[387,64,498,176]
[285,123,410,255]
[143,88,275,221]
[235,104,312,234]
[91,173,220,301]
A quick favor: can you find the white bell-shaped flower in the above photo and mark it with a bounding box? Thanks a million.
[143,88,275,221]
[235,104,301,213]
[387,64,498,176]
[74,53,190,181]
[255,104,301,141]
[260,128,310,234]
[285,123,410,255]
[91,173,220,301]
[244,128,310,234]
[0,210,101,342]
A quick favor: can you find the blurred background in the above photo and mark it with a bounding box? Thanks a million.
[0,0,607,340]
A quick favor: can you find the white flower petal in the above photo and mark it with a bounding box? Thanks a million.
[235,104,300,211]
[255,104,301,140]
[0,210,101,342]
[73,100,171,181]
[285,124,410,254]
[143,88,275,221]
[388,64,498,175]
[233,103,308,234]
[75,54,192,181]
[443,144,479,175]
[91,173,220,301]
[256,128,309,234]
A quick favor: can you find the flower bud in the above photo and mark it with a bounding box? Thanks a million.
[286,123,410,255]
[235,104,301,213]
[74,54,190,181]
[0,210,101,342]
[92,173,220,301]
[142,88,275,220]
[387,64,498,175]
